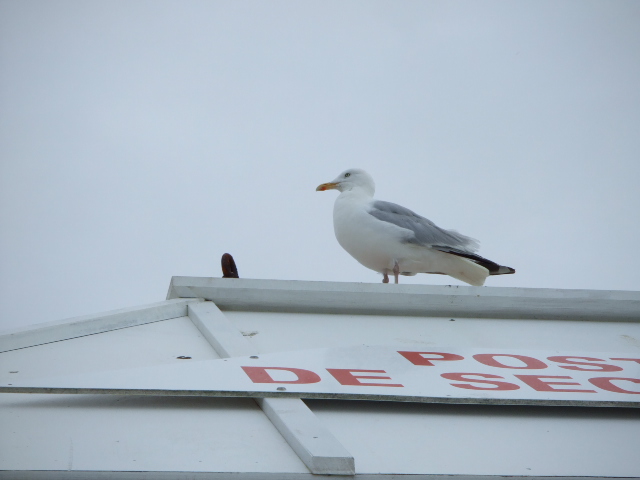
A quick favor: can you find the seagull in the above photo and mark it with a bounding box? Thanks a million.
[316,168,515,286]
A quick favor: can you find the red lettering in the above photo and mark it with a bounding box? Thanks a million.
[588,377,640,394]
[515,375,596,393]
[547,356,623,372]
[398,351,464,366]
[326,369,403,387]
[441,372,519,391]
[610,358,640,366]
[473,354,547,369]
[241,366,321,384]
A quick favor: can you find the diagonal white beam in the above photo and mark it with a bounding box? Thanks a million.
[0,298,204,353]
[188,301,255,358]
[187,301,355,476]
[255,396,356,475]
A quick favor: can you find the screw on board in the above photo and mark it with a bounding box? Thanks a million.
[221,253,239,278]
[176,356,192,360]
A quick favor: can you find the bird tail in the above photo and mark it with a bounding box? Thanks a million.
[432,245,515,276]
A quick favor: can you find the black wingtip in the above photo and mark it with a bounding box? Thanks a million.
[221,253,239,278]
[432,245,515,276]
[496,266,516,275]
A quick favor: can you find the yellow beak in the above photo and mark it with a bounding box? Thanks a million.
[316,182,339,191]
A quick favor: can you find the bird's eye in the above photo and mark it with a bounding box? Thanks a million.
[344,173,351,178]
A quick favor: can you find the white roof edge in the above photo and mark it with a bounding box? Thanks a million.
[0,298,204,353]
[167,277,640,322]
[0,473,622,480]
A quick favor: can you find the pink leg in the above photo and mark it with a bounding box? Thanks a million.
[393,262,400,284]
[382,272,389,283]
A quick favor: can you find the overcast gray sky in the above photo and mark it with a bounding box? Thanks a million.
[1,1,639,331]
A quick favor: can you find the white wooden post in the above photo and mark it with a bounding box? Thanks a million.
[187,301,355,476]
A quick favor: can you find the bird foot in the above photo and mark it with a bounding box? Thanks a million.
[393,262,400,284]
[382,273,389,283]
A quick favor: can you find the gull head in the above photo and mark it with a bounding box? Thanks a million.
[316,168,375,196]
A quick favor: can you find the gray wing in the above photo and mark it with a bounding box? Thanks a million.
[368,200,480,252]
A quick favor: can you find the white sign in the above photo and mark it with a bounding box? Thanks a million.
[2,346,639,407]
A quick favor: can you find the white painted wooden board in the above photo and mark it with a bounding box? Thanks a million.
[257,397,356,475]
[0,317,308,475]
[224,311,640,356]
[307,399,640,477]
[167,277,640,321]
[3,345,638,407]
[0,394,309,474]
[187,301,355,475]
[0,298,204,353]
[0,316,220,385]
